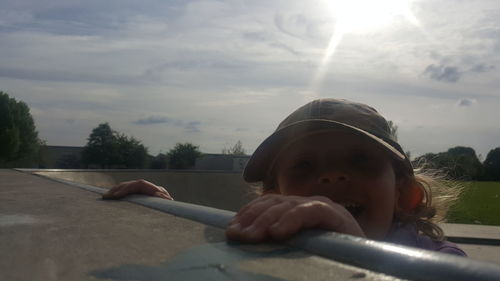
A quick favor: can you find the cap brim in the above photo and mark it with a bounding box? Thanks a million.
[243,119,411,182]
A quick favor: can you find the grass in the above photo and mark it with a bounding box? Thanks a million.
[446,181,500,225]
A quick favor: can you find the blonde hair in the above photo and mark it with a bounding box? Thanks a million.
[395,167,464,241]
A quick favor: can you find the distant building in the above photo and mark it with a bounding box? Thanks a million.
[195,154,250,172]
[40,145,83,168]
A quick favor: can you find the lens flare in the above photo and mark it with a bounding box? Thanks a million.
[310,0,420,93]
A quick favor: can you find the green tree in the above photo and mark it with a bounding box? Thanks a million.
[150,153,168,169]
[413,146,482,180]
[446,147,483,180]
[222,140,246,155]
[167,143,202,169]
[82,123,115,168]
[0,91,43,166]
[483,147,500,181]
[115,133,148,168]
[82,123,148,168]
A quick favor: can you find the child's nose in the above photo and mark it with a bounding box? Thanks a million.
[317,169,350,184]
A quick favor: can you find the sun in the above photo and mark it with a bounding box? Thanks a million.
[310,0,419,92]
[331,0,419,34]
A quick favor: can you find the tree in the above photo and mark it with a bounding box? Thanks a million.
[167,143,202,169]
[222,140,246,155]
[82,123,115,168]
[413,146,482,180]
[445,147,483,180]
[81,123,148,168]
[150,153,168,169]
[0,91,43,166]
[483,147,500,181]
[115,133,148,168]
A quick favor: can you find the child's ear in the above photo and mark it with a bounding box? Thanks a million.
[397,180,424,212]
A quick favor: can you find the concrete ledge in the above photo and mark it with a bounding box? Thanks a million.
[441,223,500,241]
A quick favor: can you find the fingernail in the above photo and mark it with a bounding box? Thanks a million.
[229,216,239,224]
[227,223,242,231]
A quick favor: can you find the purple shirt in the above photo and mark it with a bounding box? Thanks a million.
[384,222,467,256]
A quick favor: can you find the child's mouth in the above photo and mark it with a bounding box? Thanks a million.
[339,202,364,218]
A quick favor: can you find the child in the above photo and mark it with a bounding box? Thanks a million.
[103,98,466,256]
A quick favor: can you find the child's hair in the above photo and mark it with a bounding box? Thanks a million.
[395,164,464,241]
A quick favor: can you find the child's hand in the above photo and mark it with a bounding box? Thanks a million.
[226,194,365,242]
[102,179,173,200]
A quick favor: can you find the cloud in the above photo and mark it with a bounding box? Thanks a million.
[133,116,170,125]
[422,64,461,82]
[456,98,477,107]
[268,42,301,56]
[470,63,495,73]
[184,121,201,133]
[242,31,269,42]
[133,116,201,133]
[0,67,137,84]
[273,13,313,39]
[423,49,496,83]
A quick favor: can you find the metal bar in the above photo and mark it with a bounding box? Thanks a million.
[447,236,500,246]
[37,174,500,281]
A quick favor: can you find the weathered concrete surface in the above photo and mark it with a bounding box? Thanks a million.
[440,223,500,264]
[456,244,500,265]
[1,169,407,281]
[441,223,500,240]
[31,169,257,212]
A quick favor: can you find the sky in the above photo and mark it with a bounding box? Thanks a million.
[1,0,499,159]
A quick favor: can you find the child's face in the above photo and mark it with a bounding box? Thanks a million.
[272,130,401,239]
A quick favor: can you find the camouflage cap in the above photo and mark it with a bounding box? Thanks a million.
[243,98,413,182]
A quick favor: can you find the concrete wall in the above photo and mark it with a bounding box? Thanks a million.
[194,154,250,172]
[40,146,83,168]
[34,170,258,211]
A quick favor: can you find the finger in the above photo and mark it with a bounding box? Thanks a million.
[227,201,294,242]
[102,180,138,198]
[109,188,129,199]
[233,194,271,218]
[102,190,125,199]
[161,189,173,200]
[269,201,335,240]
[102,191,115,200]
[102,185,124,198]
[250,201,294,231]
[102,185,127,199]
[230,195,282,228]
[154,191,173,200]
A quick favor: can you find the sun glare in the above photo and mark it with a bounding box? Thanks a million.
[332,0,419,33]
[310,0,419,93]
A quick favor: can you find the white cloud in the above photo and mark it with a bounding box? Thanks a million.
[455,98,477,107]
